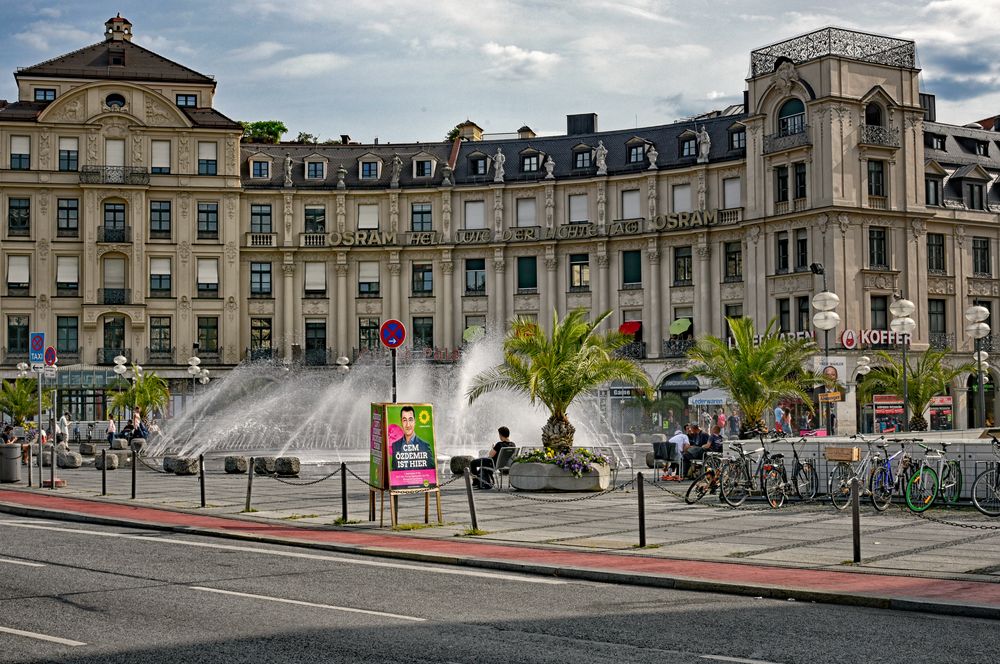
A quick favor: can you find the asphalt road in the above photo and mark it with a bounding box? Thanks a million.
[0,514,993,664]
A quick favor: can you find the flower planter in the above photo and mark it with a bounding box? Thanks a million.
[509,461,610,492]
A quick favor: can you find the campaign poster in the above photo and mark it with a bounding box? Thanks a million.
[385,403,437,490]
[369,403,386,489]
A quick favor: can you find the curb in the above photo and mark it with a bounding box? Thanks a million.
[1,500,998,621]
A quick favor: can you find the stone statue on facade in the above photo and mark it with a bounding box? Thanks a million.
[284,154,293,187]
[390,154,403,188]
[493,147,505,183]
[646,143,658,170]
[593,140,608,175]
[336,164,347,190]
[696,126,711,164]
[441,164,453,186]
[544,155,555,179]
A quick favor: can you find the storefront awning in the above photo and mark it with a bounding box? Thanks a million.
[619,321,642,336]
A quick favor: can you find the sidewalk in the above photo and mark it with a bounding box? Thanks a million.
[2,458,1000,620]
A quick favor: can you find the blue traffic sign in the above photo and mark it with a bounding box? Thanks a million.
[379,319,406,349]
[29,332,45,366]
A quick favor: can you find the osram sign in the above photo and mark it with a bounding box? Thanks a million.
[840,329,910,350]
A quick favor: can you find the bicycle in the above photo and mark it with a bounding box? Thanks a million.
[971,436,1000,517]
[684,451,725,504]
[903,442,962,512]
[869,440,917,511]
[719,437,782,508]
[828,434,886,510]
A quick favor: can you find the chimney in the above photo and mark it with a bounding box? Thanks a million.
[566,113,598,136]
[456,120,484,141]
[517,125,536,139]
[340,134,351,144]
[104,13,133,42]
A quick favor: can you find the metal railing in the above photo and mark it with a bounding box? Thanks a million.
[97,226,132,243]
[860,124,900,148]
[662,338,696,358]
[615,341,646,360]
[80,166,150,186]
[750,27,915,77]
[98,288,131,305]
[57,347,80,364]
[763,125,810,154]
[96,348,130,365]
[145,346,176,364]
[928,333,955,351]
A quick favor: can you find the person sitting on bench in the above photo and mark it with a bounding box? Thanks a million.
[469,426,515,489]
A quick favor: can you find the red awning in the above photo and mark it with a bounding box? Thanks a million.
[619,321,642,336]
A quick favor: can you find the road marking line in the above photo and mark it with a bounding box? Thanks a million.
[700,656,781,664]
[0,558,45,567]
[0,520,565,585]
[0,625,86,646]
[189,586,425,621]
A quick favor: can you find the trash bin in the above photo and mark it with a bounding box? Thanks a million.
[0,443,20,483]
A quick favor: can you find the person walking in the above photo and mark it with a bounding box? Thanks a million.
[106,417,116,445]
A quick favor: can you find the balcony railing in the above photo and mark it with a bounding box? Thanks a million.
[763,125,810,154]
[718,207,742,224]
[860,124,900,148]
[97,226,132,243]
[980,335,996,353]
[615,341,647,360]
[662,338,696,358]
[868,195,888,210]
[57,347,80,364]
[300,233,327,247]
[775,200,789,215]
[750,27,915,77]
[304,347,331,366]
[928,333,955,351]
[793,197,808,212]
[80,166,149,186]
[98,288,131,305]
[246,232,277,248]
[145,347,176,364]
[96,348,130,365]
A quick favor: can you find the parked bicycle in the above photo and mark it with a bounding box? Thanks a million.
[719,434,783,508]
[869,439,918,512]
[684,451,725,504]
[903,442,962,512]
[971,436,1000,517]
[763,437,819,507]
[828,433,886,510]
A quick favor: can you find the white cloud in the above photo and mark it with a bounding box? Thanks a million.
[254,52,349,78]
[14,22,90,51]
[139,35,196,57]
[38,7,61,18]
[228,40,289,61]
[480,42,560,79]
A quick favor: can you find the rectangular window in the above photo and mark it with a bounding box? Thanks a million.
[681,138,696,157]
[410,203,432,231]
[776,231,789,273]
[927,233,945,273]
[34,88,56,102]
[622,190,641,219]
[304,262,326,297]
[359,318,380,350]
[729,130,746,150]
[306,162,325,179]
[360,161,378,179]
[724,304,743,339]
[149,316,171,353]
[471,158,487,175]
[777,298,790,333]
[412,263,433,295]
[977,141,989,156]
[357,204,379,230]
[250,262,272,297]
[464,201,485,229]
[197,142,217,175]
[974,237,992,276]
[196,258,219,298]
[673,246,692,286]
[796,296,810,332]
[8,197,30,236]
[149,257,171,297]
[305,320,327,364]
[151,140,170,173]
[358,261,380,297]
[197,317,219,353]
[521,155,539,172]
[149,201,171,239]
[966,183,985,211]
[10,136,29,170]
[56,256,79,296]
[928,299,946,335]
[58,137,78,171]
[57,198,79,237]
[197,202,218,239]
[794,162,807,199]
[465,258,486,294]
[305,206,326,233]
[569,254,590,290]
[795,228,808,270]
[568,194,588,223]
[517,256,538,291]
[775,166,789,203]
[622,250,642,287]
[6,315,28,353]
[251,204,272,233]
[176,94,197,107]
[869,227,888,269]
[925,177,941,206]
[6,255,30,296]
[413,316,434,348]
[250,318,272,356]
[414,160,432,177]
[628,145,644,163]
[672,184,691,213]
[868,160,885,197]
[56,316,78,354]
[104,202,125,230]
[724,242,742,281]
[871,295,888,330]
[926,134,945,150]
[516,198,536,227]
[252,161,269,178]
[723,177,741,209]
[574,151,591,169]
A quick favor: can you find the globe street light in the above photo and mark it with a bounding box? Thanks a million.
[335,355,351,376]
[890,296,916,431]
[811,274,840,435]
[16,361,30,379]
[966,305,991,428]
[187,355,201,403]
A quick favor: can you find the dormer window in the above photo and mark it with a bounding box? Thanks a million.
[360,161,379,179]
[522,155,539,172]
[34,89,56,102]
[574,150,591,169]
[778,99,805,136]
[176,94,197,108]
[470,156,487,175]
[864,103,883,127]
[977,141,989,156]
[414,159,433,177]
[729,129,746,150]
[628,145,645,163]
[251,161,269,179]
[680,137,696,157]
[306,161,325,179]
[926,134,945,150]
[105,93,126,109]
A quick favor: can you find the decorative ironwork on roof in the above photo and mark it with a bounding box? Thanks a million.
[750,27,915,77]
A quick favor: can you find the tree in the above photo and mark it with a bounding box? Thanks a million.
[0,378,52,426]
[295,131,318,144]
[240,120,288,144]
[857,349,973,431]
[108,366,170,421]
[467,309,653,449]
[446,125,461,141]
[686,317,825,436]
[625,391,686,432]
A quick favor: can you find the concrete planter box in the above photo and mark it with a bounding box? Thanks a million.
[508,461,611,492]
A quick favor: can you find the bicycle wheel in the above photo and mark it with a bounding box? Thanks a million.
[869,463,893,512]
[764,468,786,508]
[685,470,713,504]
[829,463,853,510]
[720,463,750,507]
[972,469,1000,517]
[905,467,939,512]
[939,460,963,504]
[793,462,818,500]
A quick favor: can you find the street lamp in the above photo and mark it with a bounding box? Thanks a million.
[187,354,201,403]
[856,356,872,432]
[966,305,991,428]
[113,355,128,432]
[16,362,30,379]
[890,296,916,431]
[335,355,351,376]
[811,264,840,435]
[198,367,210,392]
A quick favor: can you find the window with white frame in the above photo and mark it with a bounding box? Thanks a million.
[621,190,640,220]
[414,159,433,177]
[251,160,270,179]
[149,258,171,297]
[6,255,29,295]
[358,261,380,296]
[10,136,30,170]
[568,194,588,223]
[360,161,379,179]
[196,258,219,297]
[197,142,217,175]
[672,184,692,213]
[464,200,485,229]
[358,204,379,230]
[516,198,536,227]
[723,177,741,209]
[305,262,327,297]
[56,256,79,296]
[151,140,170,174]
[58,137,78,171]
[306,161,325,179]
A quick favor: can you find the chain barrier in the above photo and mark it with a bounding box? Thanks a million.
[640,476,822,513]
[135,452,169,474]
[265,465,342,487]
[494,477,635,503]
[895,503,1000,530]
[343,467,463,493]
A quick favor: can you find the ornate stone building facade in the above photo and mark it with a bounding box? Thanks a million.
[0,19,995,429]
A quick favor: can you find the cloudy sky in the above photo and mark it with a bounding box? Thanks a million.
[2,0,999,142]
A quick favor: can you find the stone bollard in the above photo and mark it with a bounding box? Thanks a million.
[275,457,300,477]
[111,437,130,450]
[162,456,180,473]
[58,451,83,469]
[79,442,98,456]
[108,450,132,467]
[174,457,199,476]
[450,455,474,476]
[253,457,277,475]
[224,456,248,474]
[620,433,637,446]
[645,451,655,468]
[95,453,119,470]
[130,438,146,452]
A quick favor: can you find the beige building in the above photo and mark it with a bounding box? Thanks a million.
[1,18,996,430]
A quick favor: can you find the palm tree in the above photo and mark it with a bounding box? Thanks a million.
[109,365,170,421]
[857,349,973,431]
[467,308,653,449]
[686,317,825,436]
[0,377,52,426]
[625,391,686,432]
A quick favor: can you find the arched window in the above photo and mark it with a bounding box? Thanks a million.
[865,103,883,127]
[105,93,126,109]
[778,99,805,136]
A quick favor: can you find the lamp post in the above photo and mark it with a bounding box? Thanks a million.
[855,355,872,432]
[965,305,991,428]
[810,263,840,436]
[16,362,29,379]
[198,367,210,394]
[187,355,201,405]
[113,354,128,433]
[335,355,351,376]
[889,296,916,431]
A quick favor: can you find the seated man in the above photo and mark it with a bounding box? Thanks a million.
[469,426,515,489]
[665,428,689,478]
[681,423,712,477]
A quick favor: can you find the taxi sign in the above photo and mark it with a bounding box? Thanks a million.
[29,332,45,367]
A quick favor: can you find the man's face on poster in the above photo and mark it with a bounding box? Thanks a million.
[401,409,416,440]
